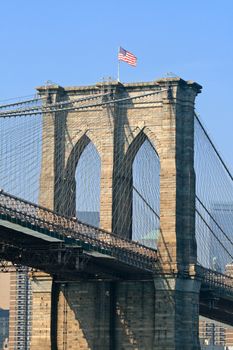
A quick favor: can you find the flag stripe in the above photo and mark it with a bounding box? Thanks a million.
[118,47,137,67]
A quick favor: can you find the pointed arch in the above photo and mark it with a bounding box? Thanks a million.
[65,133,91,178]
[132,137,160,248]
[75,142,101,227]
[125,126,161,161]
[112,130,160,241]
[58,134,101,219]
[125,129,159,169]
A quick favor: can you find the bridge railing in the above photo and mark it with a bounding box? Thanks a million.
[2,191,233,289]
[0,191,158,271]
[196,265,233,295]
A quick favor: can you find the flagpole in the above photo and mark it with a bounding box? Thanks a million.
[117,47,120,82]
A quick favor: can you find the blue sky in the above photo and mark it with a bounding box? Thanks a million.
[0,0,233,168]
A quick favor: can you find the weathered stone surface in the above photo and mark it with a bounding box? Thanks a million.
[30,272,52,350]
[32,77,202,349]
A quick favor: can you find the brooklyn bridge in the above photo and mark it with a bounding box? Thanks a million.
[0,77,233,349]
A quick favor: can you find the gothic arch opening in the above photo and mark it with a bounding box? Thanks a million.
[75,142,101,227]
[60,135,101,226]
[132,137,160,249]
[112,131,160,247]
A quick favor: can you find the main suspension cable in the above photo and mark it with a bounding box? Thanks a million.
[0,92,113,116]
[0,89,168,118]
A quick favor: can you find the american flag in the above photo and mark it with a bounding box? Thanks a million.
[118,47,137,67]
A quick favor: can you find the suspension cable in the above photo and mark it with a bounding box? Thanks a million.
[195,208,233,260]
[133,185,160,220]
[196,195,233,246]
[0,89,168,118]
[0,92,113,116]
[195,113,233,182]
[0,97,45,109]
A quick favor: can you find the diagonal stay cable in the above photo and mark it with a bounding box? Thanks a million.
[195,113,233,182]
[133,185,160,220]
[195,207,233,261]
[196,195,233,246]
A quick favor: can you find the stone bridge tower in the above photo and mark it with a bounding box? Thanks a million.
[30,77,202,350]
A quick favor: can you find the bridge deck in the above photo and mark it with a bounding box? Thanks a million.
[2,191,233,323]
[0,191,158,272]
